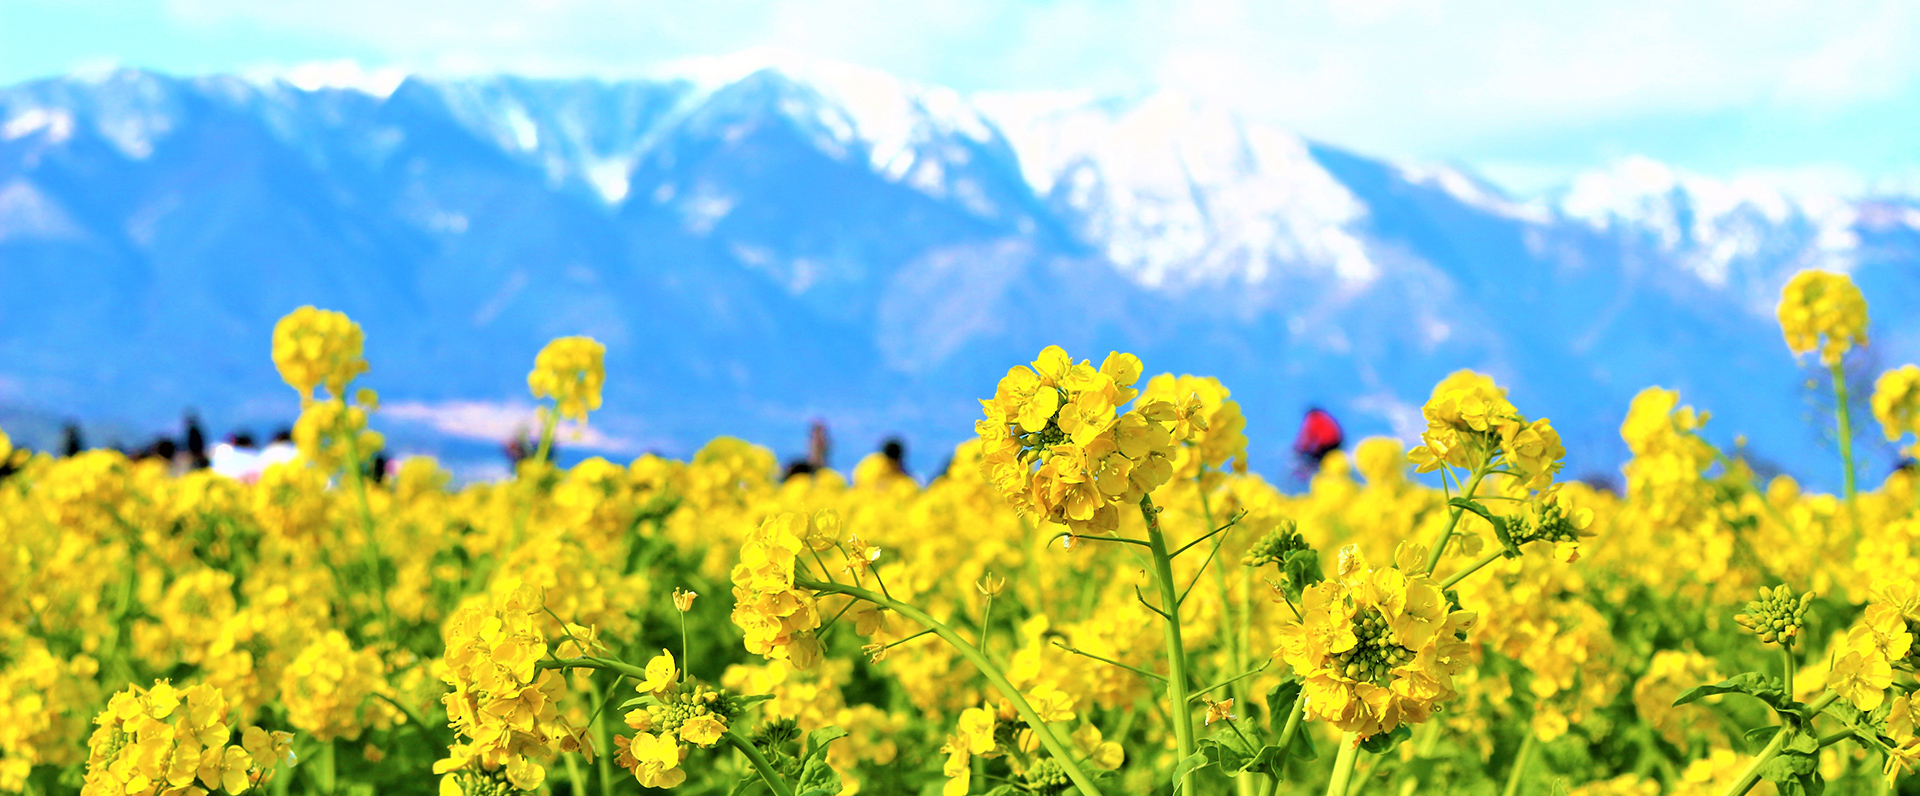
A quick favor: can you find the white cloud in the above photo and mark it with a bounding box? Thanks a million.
[382,400,640,452]
[116,0,1920,186]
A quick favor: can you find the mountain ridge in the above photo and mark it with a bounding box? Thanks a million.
[1,61,1915,486]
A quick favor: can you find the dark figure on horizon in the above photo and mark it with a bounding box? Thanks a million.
[881,436,909,478]
[61,423,83,457]
[184,411,209,469]
[782,419,834,482]
[505,426,557,467]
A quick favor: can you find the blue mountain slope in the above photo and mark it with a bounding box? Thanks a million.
[0,63,1914,486]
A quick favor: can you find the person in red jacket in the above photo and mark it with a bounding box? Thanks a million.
[1293,407,1344,476]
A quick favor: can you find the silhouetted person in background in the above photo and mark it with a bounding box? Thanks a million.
[808,420,831,470]
[781,459,817,481]
[505,426,557,467]
[1293,407,1344,474]
[881,436,909,478]
[783,420,834,482]
[183,411,209,470]
[61,423,84,457]
[148,438,178,464]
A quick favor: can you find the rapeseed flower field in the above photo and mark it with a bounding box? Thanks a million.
[5,270,1920,796]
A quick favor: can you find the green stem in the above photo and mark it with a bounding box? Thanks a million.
[341,428,391,633]
[978,593,994,654]
[511,408,558,550]
[1051,640,1166,683]
[1783,644,1795,699]
[797,578,1108,796]
[1190,662,1271,702]
[564,752,588,796]
[1832,361,1858,507]
[1422,468,1488,576]
[591,681,616,796]
[1721,724,1789,796]
[723,728,797,796]
[1502,732,1536,796]
[1721,691,1841,796]
[537,655,652,680]
[1398,722,1443,796]
[1141,495,1199,794]
[1276,693,1306,759]
[1325,732,1362,796]
[1440,549,1506,589]
[315,739,337,796]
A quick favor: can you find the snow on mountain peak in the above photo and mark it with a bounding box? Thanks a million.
[2,108,74,143]
[1559,156,1859,298]
[978,89,1377,290]
[249,61,408,98]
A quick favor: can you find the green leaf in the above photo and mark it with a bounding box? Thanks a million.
[1265,680,1302,735]
[1757,750,1817,781]
[1448,497,1497,524]
[733,694,775,708]
[1744,727,1782,754]
[790,726,850,796]
[1280,549,1323,601]
[618,695,662,711]
[1290,724,1318,761]
[1241,746,1286,779]
[1783,730,1821,755]
[1174,751,1215,782]
[794,754,842,796]
[1360,725,1412,755]
[1197,737,1250,774]
[801,727,850,766]
[981,787,1021,796]
[728,779,774,796]
[1671,674,1792,713]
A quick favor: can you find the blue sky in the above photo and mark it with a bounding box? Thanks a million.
[4,0,1918,195]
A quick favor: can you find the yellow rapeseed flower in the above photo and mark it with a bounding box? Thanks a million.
[1272,544,1477,739]
[1873,365,1920,444]
[1778,269,1868,366]
[528,336,606,425]
[271,306,368,402]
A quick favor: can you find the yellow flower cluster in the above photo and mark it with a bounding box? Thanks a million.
[277,630,400,742]
[435,583,590,793]
[1407,370,1565,489]
[17,275,1920,796]
[611,650,740,789]
[1874,364,1920,447]
[730,512,825,668]
[527,336,606,425]
[720,660,903,781]
[1825,580,1920,711]
[1631,650,1724,747]
[79,681,290,796]
[1778,269,1869,366]
[1274,544,1477,739]
[977,346,1200,534]
[1137,373,1249,481]
[938,698,1120,796]
[271,306,368,402]
[0,642,99,791]
[291,393,383,473]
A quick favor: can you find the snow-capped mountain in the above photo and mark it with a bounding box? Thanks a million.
[1,58,1915,486]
